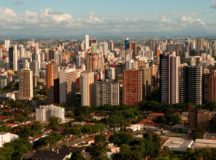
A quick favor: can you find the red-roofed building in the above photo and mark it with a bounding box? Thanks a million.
[138,118,155,126]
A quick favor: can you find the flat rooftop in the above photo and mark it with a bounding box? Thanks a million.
[192,139,216,149]
[162,137,193,152]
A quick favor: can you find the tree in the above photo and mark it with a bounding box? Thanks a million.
[107,112,126,128]
[32,121,42,131]
[88,145,109,160]
[0,126,11,132]
[88,135,109,160]
[154,113,180,126]
[165,112,180,125]
[95,134,107,146]
[146,88,161,102]
[74,106,92,121]
[48,117,61,130]
[70,151,85,160]
[0,139,31,159]
[156,157,172,160]
[109,132,133,146]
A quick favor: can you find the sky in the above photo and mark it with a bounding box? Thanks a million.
[0,0,216,38]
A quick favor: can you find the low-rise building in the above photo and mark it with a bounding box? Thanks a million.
[162,137,193,152]
[126,124,143,132]
[0,132,19,147]
[192,139,216,149]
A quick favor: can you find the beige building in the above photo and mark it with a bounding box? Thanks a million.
[81,71,94,106]
[59,67,83,104]
[141,66,152,98]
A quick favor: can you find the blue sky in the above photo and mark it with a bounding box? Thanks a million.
[0,0,216,38]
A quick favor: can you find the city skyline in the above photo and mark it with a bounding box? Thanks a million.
[1,0,216,38]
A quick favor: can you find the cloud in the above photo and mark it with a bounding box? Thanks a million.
[41,8,73,24]
[0,6,214,38]
[1,7,17,17]
[181,16,206,26]
[87,12,104,24]
[160,15,171,23]
[181,16,193,23]
[210,1,216,9]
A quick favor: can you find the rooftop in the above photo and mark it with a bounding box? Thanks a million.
[192,139,216,149]
[162,137,193,152]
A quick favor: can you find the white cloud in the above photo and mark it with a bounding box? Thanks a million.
[41,8,73,24]
[196,18,206,25]
[181,16,193,23]
[0,6,214,37]
[87,12,104,24]
[2,7,17,17]
[160,15,171,23]
[181,16,206,26]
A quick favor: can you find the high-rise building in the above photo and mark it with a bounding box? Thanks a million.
[130,41,136,58]
[19,45,25,58]
[125,38,130,50]
[30,61,39,77]
[101,42,109,56]
[187,66,202,105]
[105,67,116,80]
[8,47,14,70]
[46,61,58,102]
[141,66,152,98]
[108,40,114,52]
[18,68,33,100]
[35,48,41,69]
[180,65,203,105]
[123,70,142,105]
[46,61,58,89]
[206,70,216,102]
[81,71,94,107]
[85,34,90,51]
[54,79,60,104]
[86,53,104,72]
[36,105,65,123]
[13,45,18,71]
[4,40,10,52]
[8,45,18,71]
[179,64,188,103]
[160,52,180,104]
[59,68,83,104]
[30,61,39,88]
[93,81,119,106]
[76,54,83,68]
